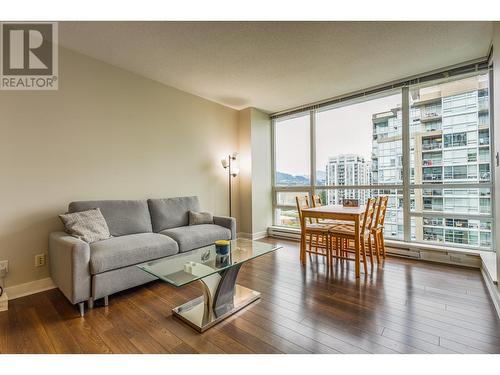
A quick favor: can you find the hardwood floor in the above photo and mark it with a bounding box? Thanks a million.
[1,237,499,354]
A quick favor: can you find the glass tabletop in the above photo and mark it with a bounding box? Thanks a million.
[137,239,281,287]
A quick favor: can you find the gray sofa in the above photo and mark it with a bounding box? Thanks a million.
[48,196,235,315]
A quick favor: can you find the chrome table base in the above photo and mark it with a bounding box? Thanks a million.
[172,263,260,332]
[172,285,260,332]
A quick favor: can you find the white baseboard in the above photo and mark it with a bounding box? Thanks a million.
[237,231,268,240]
[5,277,56,300]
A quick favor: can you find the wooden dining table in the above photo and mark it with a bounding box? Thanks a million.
[299,204,366,278]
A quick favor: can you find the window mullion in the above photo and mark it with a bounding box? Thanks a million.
[402,86,411,242]
[310,109,316,199]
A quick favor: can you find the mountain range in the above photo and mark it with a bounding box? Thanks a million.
[276,171,326,185]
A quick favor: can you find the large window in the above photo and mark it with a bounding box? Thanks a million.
[272,71,494,251]
[274,114,310,186]
[409,74,492,249]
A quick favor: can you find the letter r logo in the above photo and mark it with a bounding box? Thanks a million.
[2,23,53,75]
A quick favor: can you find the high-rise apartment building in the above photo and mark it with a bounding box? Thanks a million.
[325,154,372,205]
[370,75,492,248]
[371,107,405,239]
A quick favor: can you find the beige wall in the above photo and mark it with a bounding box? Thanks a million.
[237,108,272,237]
[493,23,500,283]
[0,47,239,288]
[237,108,253,235]
[250,108,272,235]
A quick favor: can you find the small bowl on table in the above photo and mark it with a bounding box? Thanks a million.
[214,240,230,255]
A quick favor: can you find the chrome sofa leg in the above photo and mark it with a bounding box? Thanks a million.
[88,297,94,309]
[104,296,109,306]
[78,302,85,317]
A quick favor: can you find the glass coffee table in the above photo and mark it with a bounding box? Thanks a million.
[137,239,281,332]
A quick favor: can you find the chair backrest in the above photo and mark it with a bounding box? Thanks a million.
[295,195,310,227]
[311,195,323,223]
[361,198,377,232]
[374,196,389,229]
[311,194,322,207]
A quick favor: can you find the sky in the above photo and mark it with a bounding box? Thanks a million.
[275,93,401,177]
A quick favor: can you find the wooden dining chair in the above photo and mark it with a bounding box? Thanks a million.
[311,194,350,226]
[296,195,332,262]
[311,195,336,224]
[328,198,377,274]
[371,196,389,261]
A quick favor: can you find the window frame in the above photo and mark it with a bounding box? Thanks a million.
[271,69,495,252]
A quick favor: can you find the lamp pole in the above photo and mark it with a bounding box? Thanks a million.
[228,154,232,217]
[222,153,238,217]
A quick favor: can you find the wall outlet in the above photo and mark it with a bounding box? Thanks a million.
[35,254,46,267]
[0,260,8,277]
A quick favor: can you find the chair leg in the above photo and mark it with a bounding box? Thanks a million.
[360,239,368,275]
[104,296,109,306]
[88,297,94,309]
[374,232,381,263]
[326,234,331,268]
[367,237,374,266]
[380,233,386,258]
[78,302,85,317]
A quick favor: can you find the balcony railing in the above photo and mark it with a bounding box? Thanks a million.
[423,160,442,167]
[422,143,442,151]
[423,206,444,211]
[420,113,442,122]
[423,174,442,181]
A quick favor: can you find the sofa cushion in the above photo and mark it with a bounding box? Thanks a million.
[189,210,213,225]
[69,200,152,237]
[89,233,178,274]
[148,196,200,232]
[159,224,231,253]
[59,208,111,243]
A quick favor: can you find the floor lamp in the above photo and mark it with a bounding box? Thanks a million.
[221,152,239,217]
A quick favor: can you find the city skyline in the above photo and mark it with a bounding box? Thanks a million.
[275,94,400,179]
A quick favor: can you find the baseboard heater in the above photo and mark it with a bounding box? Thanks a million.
[268,226,480,267]
[268,226,301,241]
[386,247,421,259]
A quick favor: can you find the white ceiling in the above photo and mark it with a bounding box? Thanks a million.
[60,22,493,113]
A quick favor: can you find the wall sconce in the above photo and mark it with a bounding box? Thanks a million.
[221,152,238,216]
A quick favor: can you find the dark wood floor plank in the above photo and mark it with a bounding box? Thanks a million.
[253,279,500,353]
[229,312,310,354]
[28,293,83,353]
[381,328,457,354]
[239,309,341,354]
[44,289,113,354]
[10,297,57,354]
[0,237,498,354]
[240,254,500,340]
[131,287,226,354]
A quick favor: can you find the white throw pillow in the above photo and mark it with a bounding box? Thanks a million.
[59,208,111,243]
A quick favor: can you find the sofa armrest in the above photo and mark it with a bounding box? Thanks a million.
[213,216,236,239]
[49,232,91,305]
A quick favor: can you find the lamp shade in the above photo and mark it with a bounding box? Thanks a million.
[231,167,239,177]
[221,158,229,168]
